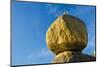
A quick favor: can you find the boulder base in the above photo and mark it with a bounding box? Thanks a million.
[52,51,96,63]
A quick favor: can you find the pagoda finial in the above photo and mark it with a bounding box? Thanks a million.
[63,11,69,15]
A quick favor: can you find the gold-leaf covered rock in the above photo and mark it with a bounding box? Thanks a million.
[46,14,88,55]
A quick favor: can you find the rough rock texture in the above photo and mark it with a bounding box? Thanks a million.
[52,51,96,63]
[46,13,96,63]
[46,14,88,55]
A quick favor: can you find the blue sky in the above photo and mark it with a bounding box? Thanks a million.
[12,1,96,65]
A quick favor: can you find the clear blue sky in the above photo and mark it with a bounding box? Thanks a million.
[12,1,96,65]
